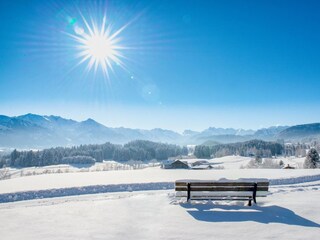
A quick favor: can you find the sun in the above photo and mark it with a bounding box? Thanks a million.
[66,14,127,77]
[86,35,113,61]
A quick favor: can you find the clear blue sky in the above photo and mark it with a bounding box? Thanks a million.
[1,0,320,132]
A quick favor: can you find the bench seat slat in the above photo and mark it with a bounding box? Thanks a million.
[187,198,254,201]
[176,191,268,197]
[175,186,269,192]
[176,196,267,199]
[175,182,269,187]
[176,195,268,198]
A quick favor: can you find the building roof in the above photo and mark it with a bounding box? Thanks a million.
[191,165,213,170]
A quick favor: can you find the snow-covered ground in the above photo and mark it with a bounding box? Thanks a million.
[5,160,155,179]
[2,156,305,182]
[0,187,319,240]
[1,167,320,194]
[0,156,319,239]
[183,156,305,169]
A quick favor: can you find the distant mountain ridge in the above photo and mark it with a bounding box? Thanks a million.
[199,127,255,136]
[0,114,183,148]
[0,113,319,148]
[278,123,320,140]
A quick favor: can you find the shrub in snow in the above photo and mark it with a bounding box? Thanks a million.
[246,158,281,169]
[261,159,282,169]
[0,167,10,180]
[304,148,319,169]
[246,159,260,168]
[255,155,262,164]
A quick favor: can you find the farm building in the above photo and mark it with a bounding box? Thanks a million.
[191,160,210,167]
[161,160,189,169]
[191,164,213,170]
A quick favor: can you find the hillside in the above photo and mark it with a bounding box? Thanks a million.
[277,123,320,141]
[0,114,182,148]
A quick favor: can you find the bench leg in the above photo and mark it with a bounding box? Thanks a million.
[187,183,191,202]
[248,199,252,206]
[253,183,257,204]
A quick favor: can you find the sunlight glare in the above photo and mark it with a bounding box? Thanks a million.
[87,35,112,61]
[66,14,128,77]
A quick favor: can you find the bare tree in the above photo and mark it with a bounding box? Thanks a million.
[0,166,10,180]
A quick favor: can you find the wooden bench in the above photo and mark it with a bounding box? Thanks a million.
[175,179,269,206]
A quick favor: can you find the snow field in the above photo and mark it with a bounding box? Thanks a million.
[181,156,306,169]
[3,155,305,181]
[0,188,319,240]
[0,155,319,240]
[5,160,155,179]
[1,167,320,194]
[1,166,320,203]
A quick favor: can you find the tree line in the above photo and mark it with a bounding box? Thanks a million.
[194,139,283,158]
[0,140,188,168]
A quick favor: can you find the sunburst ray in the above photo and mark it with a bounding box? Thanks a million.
[66,14,127,77]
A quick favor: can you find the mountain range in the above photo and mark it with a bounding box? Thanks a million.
[0,113,320,149]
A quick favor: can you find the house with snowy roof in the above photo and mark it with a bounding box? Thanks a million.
[161,160,189,169]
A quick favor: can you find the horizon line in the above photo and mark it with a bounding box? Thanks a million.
[1,112,318,134]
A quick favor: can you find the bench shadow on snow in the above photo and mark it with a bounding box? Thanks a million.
[180,203,320,228]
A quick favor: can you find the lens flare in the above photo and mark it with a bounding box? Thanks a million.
[66,14,128,77]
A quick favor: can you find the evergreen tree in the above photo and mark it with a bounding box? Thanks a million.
[10,149,19,166]
[255,155,262,165]
[304,148,319,169]
[279,160,284,167]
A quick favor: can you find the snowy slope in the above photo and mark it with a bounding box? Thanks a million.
[173,156,305,169]
[1,167,320,194]
[1,159,320,240]
[0,188,319,240]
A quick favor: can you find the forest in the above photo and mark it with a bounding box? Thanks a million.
[0,140,188,168]
[194,140,284,158]
[1,139,319,168]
